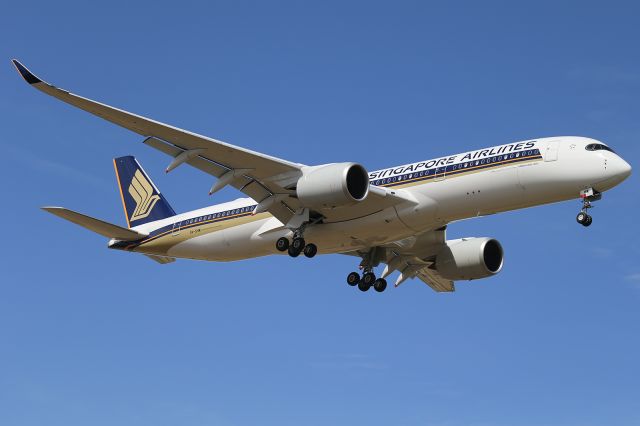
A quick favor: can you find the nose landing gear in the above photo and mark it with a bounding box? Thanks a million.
[576,211,592,227]
[576,188,601,227]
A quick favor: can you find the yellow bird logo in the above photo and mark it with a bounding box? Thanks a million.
[128,169,160,221]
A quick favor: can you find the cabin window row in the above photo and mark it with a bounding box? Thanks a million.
[185,206,256,224]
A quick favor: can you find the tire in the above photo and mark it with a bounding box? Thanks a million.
[347,272,360,286]
[291,237,306,252]
[288,245,301,257]
[373,278,387,293]
[276,237,289,252]
[576,212,587,224]
[362,272,376,286]
[303,243,318,258]
[583,215,593,227]
[358,280,371,292]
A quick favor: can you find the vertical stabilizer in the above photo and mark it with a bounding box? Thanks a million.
[113,156,176,227]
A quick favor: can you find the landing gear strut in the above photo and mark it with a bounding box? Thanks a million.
[577,188,600,227]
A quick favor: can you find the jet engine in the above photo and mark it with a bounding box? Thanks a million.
[296,163,369,209]
[435,237,504,280]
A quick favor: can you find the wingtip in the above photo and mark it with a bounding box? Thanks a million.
[11,59,42,84]
[41,206,69,215]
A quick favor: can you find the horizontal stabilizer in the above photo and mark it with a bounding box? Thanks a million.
[42,207,148,240]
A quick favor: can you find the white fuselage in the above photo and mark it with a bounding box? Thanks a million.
[116,136,631,261]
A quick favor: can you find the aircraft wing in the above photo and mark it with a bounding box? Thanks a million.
[12,60,304,224]
[13,60,411,225]
[346,226,455,292]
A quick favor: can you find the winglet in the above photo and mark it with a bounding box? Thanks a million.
[11,59,42,84]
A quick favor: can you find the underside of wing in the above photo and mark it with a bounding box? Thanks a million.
[343,226,456,292]
[12,60,304,224]
[142,137,300,224]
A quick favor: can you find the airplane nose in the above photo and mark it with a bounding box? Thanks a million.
[596,155,632,191]
[614,156,632,181]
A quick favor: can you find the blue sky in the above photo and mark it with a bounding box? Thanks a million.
[2,1,639,425]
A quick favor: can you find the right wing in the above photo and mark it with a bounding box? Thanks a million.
[13,60,304,224]
[13,60,413,226]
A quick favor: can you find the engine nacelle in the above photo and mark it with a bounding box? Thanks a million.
[435,237,504,280]
[296,163,369,209]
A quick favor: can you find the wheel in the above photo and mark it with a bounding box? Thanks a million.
[362,272,376,286]
[275,237,289,252]
[291,237,306,252]
[303,243,318,258]
[288,245,301,257]
[347,272,360,286]
[373,278,387,293]
[358,279,371,292]
[583,215,593,227]
[576,212,587,224]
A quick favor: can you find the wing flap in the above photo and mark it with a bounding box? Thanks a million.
[42,207,147,240]
[144,254,176,264]
[416,268,455,292]
[143,136,298,223]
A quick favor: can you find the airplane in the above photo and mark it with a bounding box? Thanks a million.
[12,59,632,293]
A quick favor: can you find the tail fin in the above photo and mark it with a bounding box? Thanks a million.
[113,156,176,227]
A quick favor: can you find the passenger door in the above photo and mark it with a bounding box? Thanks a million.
[171,221,182,236]
[544,140,559,162]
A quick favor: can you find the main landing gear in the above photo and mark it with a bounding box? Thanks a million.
[275,236,318,258]
[576,188,601,227]
[346,247,388,293]
[346,270,387,293]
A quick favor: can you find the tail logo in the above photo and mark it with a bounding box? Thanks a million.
[128,170,160,221]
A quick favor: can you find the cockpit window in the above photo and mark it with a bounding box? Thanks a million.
[585,143,615,153]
